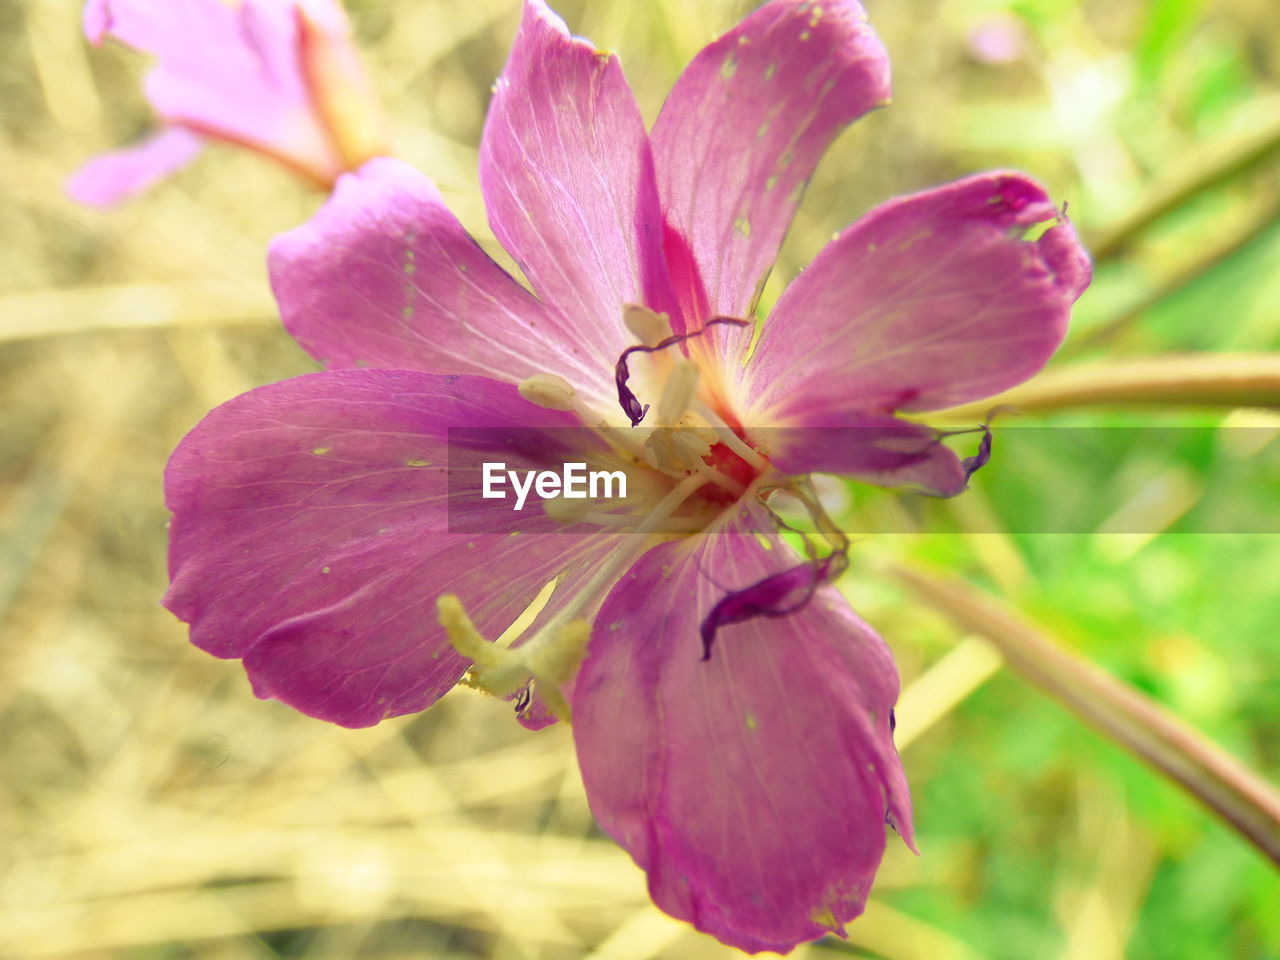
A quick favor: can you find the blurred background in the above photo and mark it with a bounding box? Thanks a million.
[1,0,1277,958]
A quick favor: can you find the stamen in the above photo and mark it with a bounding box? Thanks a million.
[693,402,769,471]
[962,424,993,479]
[933,422,995,483]
[657,360,700,425]
[623,304,673,347]
[615,316,750,426]
[437,596,589,721]
[671,429,712,463]
[698,479,850,661]
[524,619,590,721]
[518,372,576,411]
[699,553,843,661]
[694,461,746,498]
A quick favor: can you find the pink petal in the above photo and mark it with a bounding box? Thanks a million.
[87,0,342,183]
[651,0,890,323]
[164,369,617,728]
[573,504,912,953]
[83,0,112,44]
[66,127,204,207]
[761,413,967,497]
[478,0,679,363]
[269,158,615,407]
[745,172,1092,422]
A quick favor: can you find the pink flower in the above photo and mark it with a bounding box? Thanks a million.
[70,0,386,206]
[164,0,1090,951]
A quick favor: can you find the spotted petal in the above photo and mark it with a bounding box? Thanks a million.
[651,0,890,324]
[745,172,1092,423]
[269,158,616,407]
[573,503,912,953]
[165,369,617,727]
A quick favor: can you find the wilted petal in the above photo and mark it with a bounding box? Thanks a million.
[574,504,912,953]
[651,0,890,322]
[270,158,614,405]
[86,0,345,183]
[165,369,616,727]
[746,172,1092,422]
[762,413,967,497]
[67,127,203,207]
[479,0,679,361]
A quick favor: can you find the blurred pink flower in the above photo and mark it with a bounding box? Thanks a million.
[163,0,1089,950]
[967,13,1030,64]
[71,0,387,206]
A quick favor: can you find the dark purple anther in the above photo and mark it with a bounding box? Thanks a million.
[615,316,750,426]
[513,683,532,716]
[962,424,992,480]
[699,552,845,661]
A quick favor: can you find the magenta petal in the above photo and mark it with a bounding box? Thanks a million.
[746,172,1093,421]
[479,0,680,351]
[89,0,342,182]
[573,508,912,953]
[765,412,967,497]
[164,369,615,727]
[269,158,614,404]
[67,127,204,207]
[651,0,890,321]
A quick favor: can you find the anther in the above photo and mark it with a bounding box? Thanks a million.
[525,619,591,722]
[623,304,673,347]
[518,373,576,411]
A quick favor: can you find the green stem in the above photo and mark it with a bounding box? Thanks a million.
[1089,103,1280,261]
[1066,193,1280,357]
[890,563,1280,868]
[934,353,1280,421]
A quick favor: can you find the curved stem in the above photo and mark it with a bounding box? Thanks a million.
[889,562,1280,868]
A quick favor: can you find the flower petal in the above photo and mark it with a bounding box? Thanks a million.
[573,504,912,953]
[88,0,342,182]
[761,414,967,497]
[651,0,890,322]
[269,158,615,406]
[745,172,1092,421]
[67,127,204,207]
[164,369,617,727]
[479,0,679,358]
